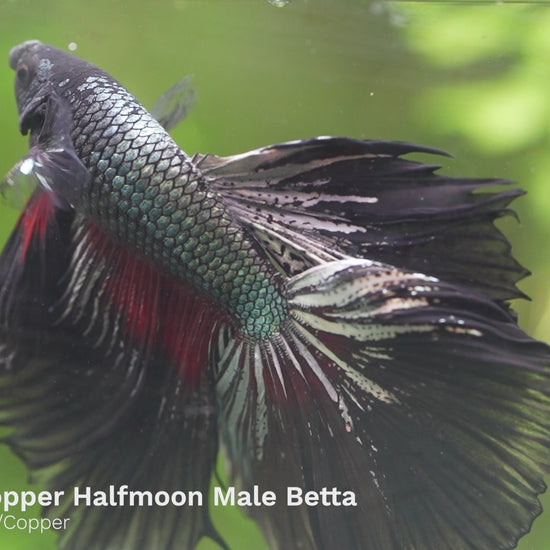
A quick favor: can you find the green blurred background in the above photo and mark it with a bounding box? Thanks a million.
[1,0,550,548]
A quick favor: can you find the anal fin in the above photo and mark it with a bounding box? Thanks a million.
[0,208,228,549]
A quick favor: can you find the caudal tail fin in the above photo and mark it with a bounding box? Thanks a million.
[213,259,550,550]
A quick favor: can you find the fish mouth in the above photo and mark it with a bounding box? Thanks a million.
[19,94,48,136]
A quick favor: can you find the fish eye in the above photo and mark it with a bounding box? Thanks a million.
[16,64,29,85]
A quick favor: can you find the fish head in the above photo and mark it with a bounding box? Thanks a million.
[9,40,56,136]
[8,40,95,137]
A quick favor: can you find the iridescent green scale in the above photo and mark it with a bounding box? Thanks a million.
[68,75,286,337]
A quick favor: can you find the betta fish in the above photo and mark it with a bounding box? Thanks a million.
[1,39,550,550]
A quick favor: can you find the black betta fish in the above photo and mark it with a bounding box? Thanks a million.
[2,39,550,550]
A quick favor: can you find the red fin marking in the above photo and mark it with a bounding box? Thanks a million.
[19,191,56,261]
[84,221,225,385]
[81,222,161,352]
[162,287,222,385]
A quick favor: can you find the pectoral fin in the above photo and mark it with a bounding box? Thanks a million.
[151,75,195,131]
[2,93,91,210]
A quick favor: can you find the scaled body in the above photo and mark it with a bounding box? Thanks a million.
[14,42,286,336]
[2,40,550,550]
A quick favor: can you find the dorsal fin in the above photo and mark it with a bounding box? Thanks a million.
[197,137,527,305]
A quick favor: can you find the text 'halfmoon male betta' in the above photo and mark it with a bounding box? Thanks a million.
[1,40,550,550]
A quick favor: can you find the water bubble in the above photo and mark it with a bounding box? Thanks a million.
[268,0,290,7]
